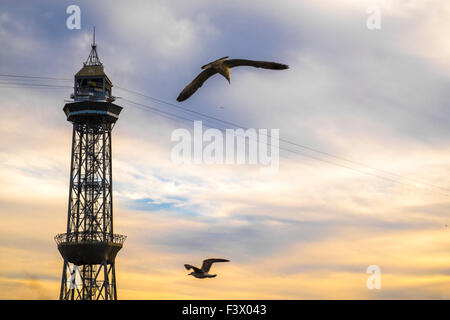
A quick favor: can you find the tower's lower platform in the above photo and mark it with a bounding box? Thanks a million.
[55,232,126,265]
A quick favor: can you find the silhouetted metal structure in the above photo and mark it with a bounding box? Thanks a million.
[55,31,126,300]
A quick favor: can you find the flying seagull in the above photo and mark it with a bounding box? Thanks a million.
[184,258,230,279]
[176,56,289,102]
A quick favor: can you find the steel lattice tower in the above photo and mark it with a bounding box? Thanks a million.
[55,32,126,300]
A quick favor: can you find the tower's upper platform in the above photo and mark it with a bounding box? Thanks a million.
[63,100,122,124]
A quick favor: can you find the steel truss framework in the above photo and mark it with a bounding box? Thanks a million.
[59,121,119,300]
[60,260,117,300]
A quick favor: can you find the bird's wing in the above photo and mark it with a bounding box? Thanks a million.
[177,68,218,102]
[184,264,202,273]
[224,59,289,70]
[201,258,230,273]
[201,56,229,69]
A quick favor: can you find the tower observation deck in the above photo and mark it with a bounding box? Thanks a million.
[55,31,126,300]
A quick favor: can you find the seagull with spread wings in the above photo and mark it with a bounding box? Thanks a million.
[176,56,289,102]
[184,258,230,279]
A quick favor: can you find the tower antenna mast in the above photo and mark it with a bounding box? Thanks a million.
[84,27,102,66]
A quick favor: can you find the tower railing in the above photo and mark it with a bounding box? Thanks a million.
[55,232,126,245]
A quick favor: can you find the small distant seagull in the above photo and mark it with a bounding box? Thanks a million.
[184,258,230,279]
[176,56,289,102]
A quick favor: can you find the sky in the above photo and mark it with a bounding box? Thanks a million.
[0,0,449,299]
